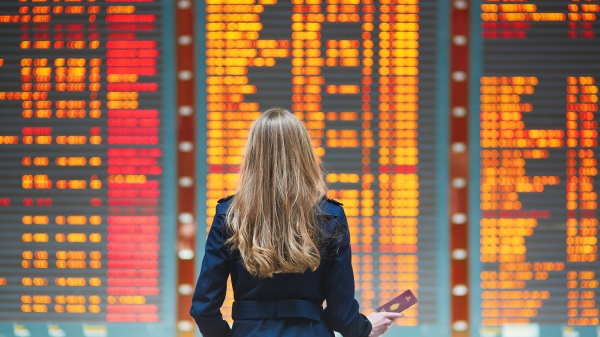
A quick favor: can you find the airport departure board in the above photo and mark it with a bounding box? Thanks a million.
[198,1,449,335]
[0,0,176,336]
[470,1,600,336]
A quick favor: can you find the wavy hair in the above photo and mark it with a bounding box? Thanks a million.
[225,107,327,278]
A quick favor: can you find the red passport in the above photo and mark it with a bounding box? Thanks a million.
[376,290,418,313]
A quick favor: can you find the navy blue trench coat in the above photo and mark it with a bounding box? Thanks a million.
[190,196,372,337]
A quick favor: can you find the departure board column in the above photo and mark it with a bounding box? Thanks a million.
[377,1,420,326]
[565,76,599,326]
[478,76,561,326]
[104,8,163,322]
[319,0,373,312]
[360,0,377,312]
[0,0,175,335]
[0,2,110,320]
[360,3,376,306]
[471,1,600,334]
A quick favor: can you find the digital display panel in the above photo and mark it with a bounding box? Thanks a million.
[198,0,449,334]
[0,0,175,336]
[470,1,600,336]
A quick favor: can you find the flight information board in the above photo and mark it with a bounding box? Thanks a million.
[470,0,600,336]
[0,0,176,336]
[198,0,449,335]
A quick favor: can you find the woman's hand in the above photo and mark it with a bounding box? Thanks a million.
[367,312,404,337]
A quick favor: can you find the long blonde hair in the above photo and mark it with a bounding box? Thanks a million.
[226,107,327,278]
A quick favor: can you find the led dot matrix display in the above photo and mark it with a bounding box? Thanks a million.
[201,0,445,334]
[0,0,175,336]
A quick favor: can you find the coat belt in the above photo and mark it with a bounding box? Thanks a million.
[232,299,323,321]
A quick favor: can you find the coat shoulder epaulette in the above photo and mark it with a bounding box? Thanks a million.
[217,195,234,203]
[325,197,343,206]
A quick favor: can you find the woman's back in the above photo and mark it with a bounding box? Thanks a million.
[190,195,372,337]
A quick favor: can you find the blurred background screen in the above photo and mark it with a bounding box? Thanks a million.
[0,0,176,336]
[198,0,449,335]
[470,1,600,336]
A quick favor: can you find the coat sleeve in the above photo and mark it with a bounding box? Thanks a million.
[190,210,231,337]
[322,208,372,337]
